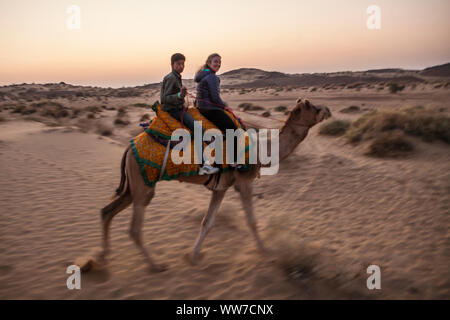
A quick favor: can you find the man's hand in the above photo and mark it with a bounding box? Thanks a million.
[180,86,188,98]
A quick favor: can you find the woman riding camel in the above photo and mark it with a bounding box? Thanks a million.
[194,53,241,166]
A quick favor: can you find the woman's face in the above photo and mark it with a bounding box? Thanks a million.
[209,56,221,72]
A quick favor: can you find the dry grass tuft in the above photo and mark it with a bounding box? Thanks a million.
[319,119,351,136]
[346,107,450,145]
[238,103,265,111]
[96,122,114,136]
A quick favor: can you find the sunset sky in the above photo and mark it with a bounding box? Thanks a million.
[1,0,449,87]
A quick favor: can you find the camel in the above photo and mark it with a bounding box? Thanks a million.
[95,98,331,272]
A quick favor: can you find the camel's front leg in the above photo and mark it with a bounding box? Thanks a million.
[235,182,266,252]
[189,190,226,264]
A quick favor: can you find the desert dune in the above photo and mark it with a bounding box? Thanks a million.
[0,65,449,299]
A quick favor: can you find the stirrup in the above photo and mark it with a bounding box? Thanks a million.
[198,161,219,175]
[230,163,248,172]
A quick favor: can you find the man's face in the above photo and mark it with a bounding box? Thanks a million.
[172,60,185,74]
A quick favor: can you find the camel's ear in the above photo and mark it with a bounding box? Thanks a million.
[296,98,302,104]
[304,99,311,109]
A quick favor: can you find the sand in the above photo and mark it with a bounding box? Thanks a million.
[0,80,449,299]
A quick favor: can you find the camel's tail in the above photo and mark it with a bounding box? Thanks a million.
[115,145,130,197]
[101,145,132,220]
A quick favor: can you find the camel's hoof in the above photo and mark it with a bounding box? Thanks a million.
[184,252,204,266]
[150,263,168,273]
[78,258,94,272]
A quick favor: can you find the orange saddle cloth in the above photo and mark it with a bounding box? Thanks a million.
[130,102,253,187]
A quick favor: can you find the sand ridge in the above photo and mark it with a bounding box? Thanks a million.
[0,71,449,299]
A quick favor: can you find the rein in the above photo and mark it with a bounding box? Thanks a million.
[186,92,294,129]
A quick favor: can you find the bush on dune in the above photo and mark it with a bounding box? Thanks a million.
[96,122,114,136]
[238,103,265,111]
[388,83,405,94]
[11,104,36,115]
[114,117,130,126]
[346,107,450,144]
[344,106,449,157]
[320,106,449,157]
[319,120,351,136]
[31,101,69,118]
[365,131,414,157]
[132,103,151,108]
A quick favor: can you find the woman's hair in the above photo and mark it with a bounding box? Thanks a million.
[196,53,221,75]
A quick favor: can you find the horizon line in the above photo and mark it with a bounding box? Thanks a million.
[1,62,448,89]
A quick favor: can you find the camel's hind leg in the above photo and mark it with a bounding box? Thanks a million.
[101,192,132,257]
[189,190,227,264]
[101,146,133,258]
[235,180,266,252]
[127,151,167,272]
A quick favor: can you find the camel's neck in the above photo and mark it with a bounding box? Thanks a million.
[256,117,310,167]
[277,122,310,162]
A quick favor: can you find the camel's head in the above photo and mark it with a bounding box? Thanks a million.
[288,98,331,128]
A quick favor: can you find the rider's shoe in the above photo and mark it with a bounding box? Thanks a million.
[198,161,219,175]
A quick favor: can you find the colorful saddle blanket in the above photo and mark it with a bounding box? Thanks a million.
[130,102,253,187]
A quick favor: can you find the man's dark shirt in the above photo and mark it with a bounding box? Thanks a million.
[160,70,183,112]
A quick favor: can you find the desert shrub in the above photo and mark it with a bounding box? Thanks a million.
[388,83,405,94]
[274,105,287,112]
[340,106,360,113]
[238,103,264,111]
[87,113,95,119]
[96,122,114,136]
[22,106,36,115]
[85,105,102,113]
[9,104,37,115]
[0,115,5,122]
[346,108,450,144]
[11,104,27,114]
[115,89,142,98]
[262,111,271,117]
[31,101,68,118]
[45,92,59,99]
[114,117,130,126]
[117,106,127,116]
[319,119,351,136]
[0,103,14,111]
[132,103,151,108]
[400,106,450,143]
[71,107,83,118]
[346,82,365,89]
[365,131,414,157]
